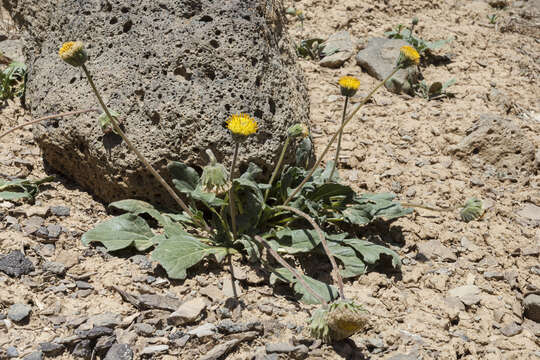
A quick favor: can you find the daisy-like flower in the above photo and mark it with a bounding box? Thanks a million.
[226,113,258,142]
[309,300,368,343]
[58,41,88,67]
[338,76,360,97]
[398,45,420,68]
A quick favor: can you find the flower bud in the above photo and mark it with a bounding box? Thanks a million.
[287,123,309,139]
[201,149,231,195]
[412,17,419,26]
[309,300,368,343]
[58,41,88,67]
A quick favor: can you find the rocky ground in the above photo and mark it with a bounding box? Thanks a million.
[1,0,539,359]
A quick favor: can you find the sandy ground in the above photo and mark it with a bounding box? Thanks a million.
[1,0,539,359]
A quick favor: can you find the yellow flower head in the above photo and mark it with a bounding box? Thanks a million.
[58,41,88,67]
[226,114,258,141]
[398,45,420,67]
[338,76,360,97]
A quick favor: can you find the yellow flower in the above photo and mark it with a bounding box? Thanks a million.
[338,76,360,97]
[398,45,420,67]
[59,41,88,67]
[226,114,258,141]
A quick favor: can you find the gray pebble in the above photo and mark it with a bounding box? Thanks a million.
[22,351,43,360]
[43,261,66,276]
[72,339,92,358]
[39,342,65,356]
[104,344,133,360]
[129,255,152,270]
[75,281,94,290]
[141,345,169,356]
[500,322,522,337]
[49,206,71,217]
[46,224,62,239]
[6,346,19,358]
[7,303,31,322]
[134,322,155,337]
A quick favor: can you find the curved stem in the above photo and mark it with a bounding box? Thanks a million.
[253,235,327,306]
[0,109,99,141]
[81,64,210,233]
[328,96,349,182]
[276,205,345,299]
[264,136,290,202]
[284,67,401,206]
[228,142,240,240]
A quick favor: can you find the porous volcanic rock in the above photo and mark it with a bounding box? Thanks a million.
[3,0,309,207]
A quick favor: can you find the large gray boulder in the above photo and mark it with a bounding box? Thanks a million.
[3,0,309,207]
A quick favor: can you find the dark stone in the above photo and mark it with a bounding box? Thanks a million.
[0,250,35,277]
[95,336,116,353]
[72,339,92,358]
[76,326,114,339]
[46,224,63,239]
[5,0,310,208]
[39,342,65,356]
[49,206,71,217]
[129,255,152,270]
[217,319,263,334]
[104,344,133,360]
[138,294,181,311]
[75,281,94,290]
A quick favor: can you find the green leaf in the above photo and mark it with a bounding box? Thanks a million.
[81,214,155,251]
[272,228,321,254]
[109,199,171,226]
[306,182,354,202]
[460,198,483,222]
[442,78,456,91]
[235,235,261,262]
[349,193,413,223]
[152,228,233,279]
[270,267,338,304]
[343,238,401,269]
[0,176,53,201]
[326,242,367,278]
[168,161,199,193]
[295,137,313,168]
[426,37,454,50]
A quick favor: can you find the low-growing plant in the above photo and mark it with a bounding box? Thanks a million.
[286,7,305,29]
[414,78,456,100]
[0,176,54,201]
[487,14,499,25]
[0,61,26,101]
[50,40,481,343]
[385,18,454,57]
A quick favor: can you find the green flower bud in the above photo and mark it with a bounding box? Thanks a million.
[412,17,419,26]
[201,149,231,195]
[309,300,368,343]
[287,123,309,139]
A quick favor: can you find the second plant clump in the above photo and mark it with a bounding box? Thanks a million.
[55,40,478,343]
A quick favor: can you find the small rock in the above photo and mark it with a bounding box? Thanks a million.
[168,297,207,326]
[141,345,168,356]
[72,339,92,358]
[448,285,481,306]
[134,322,156,337]
[95,336,116,353]
[258,304,273,315]
[217,319,263,334]
[46,224,63,239]
[265,342,297,353]
[516,204,540,221]
[356,37,420,94]
[0,250,35,277]
[88,312,121,328]
[222,278,242,297]
[49,206,71,217]
[76,326,114,339]
[7,303,31,322]
[416,240,457,262]
[366,336,386,349]
[171,334,190,348]
[75,281,94,290]
[23,351,43,360]
[199,339,242,360]
[104,344,133,360]
[129,255,152,270]
[138,294,181,311]
[200,285,224,302]
[500,322,522,337]
[187,323,217,338]
[22,216,44,235]
[43,261,66,276]
[388,351,420,360]
[39,342,65,356]
[483,271,505,280]
[319,31,354,68]
[523,294,540,322]
[6,347,19,358]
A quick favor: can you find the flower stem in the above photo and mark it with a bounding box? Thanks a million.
[81,64,210,232]
[328,96,349,182]
[284,66,401,206]
[253,235,327,306]
[0,109,99,141]
[276,205,345,299]
[228,142,240,240]
[264,136,290,202]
